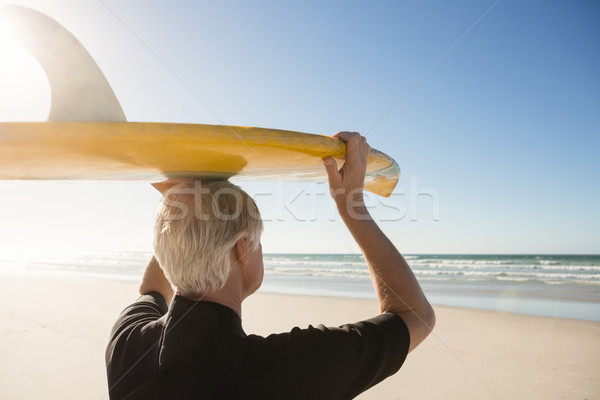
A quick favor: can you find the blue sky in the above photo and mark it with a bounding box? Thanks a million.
[0,0,598,254]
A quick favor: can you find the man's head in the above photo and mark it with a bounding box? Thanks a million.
[153,180,263,298]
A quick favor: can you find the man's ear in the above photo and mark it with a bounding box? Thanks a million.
[233,236,249,268]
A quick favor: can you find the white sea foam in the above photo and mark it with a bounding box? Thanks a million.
[3,252,600,320]
[2,252,600,290]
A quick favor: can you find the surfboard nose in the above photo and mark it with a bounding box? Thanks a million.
[0,5,127,122]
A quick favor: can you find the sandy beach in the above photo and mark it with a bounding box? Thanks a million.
[0,275,598,400]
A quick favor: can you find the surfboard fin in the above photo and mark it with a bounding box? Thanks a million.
[0,5,127,122]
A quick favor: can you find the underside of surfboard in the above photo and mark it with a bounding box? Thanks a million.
[0,6,400,197]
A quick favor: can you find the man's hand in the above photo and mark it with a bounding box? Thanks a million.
[322,131,434,353]
[151,178,196,195]
[322,132,371,215]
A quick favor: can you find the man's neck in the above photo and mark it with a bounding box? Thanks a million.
[181,271,245,318]
[197,292,242,318]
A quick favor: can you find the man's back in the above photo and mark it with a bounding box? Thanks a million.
[106,293,410,399]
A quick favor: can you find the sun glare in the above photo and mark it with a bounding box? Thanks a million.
[0,27,51,122]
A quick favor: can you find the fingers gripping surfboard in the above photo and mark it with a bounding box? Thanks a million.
[0,6,400,197]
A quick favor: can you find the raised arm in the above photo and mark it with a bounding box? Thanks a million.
[138,178,197,304]
[139,256,174,304]
[323,132,435,352]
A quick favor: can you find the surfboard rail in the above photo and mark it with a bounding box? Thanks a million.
[0,122,399,197]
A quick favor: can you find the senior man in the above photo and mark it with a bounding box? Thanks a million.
[106,132,435,399]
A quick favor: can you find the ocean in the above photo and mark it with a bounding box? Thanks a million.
[1,252,598,321]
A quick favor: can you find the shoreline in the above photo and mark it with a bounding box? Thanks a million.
[1,275,599,399]
[2,268,599,322]
[260,273,600,322]
[2,251,599,322]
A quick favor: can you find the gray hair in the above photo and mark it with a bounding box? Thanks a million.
[153,180,263,298]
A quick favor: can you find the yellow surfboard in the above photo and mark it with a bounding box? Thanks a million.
[0,6,400,197]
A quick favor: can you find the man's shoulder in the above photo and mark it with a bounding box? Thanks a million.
[236,313,410,399]
[253,312,408,339]
[106,292,169,399]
